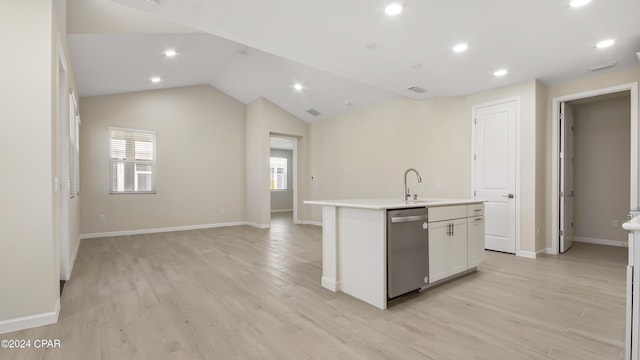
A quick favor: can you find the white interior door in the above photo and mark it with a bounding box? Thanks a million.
[559,102,575,253]
[473,100,517,254]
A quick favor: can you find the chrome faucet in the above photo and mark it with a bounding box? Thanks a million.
[404,168,423,200]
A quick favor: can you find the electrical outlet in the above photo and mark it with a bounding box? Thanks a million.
[612,219,619,227]
[99,214,105,222]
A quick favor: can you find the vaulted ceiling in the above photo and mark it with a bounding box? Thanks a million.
[68,0,640,122]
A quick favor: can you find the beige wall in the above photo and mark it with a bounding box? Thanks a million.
[270,149,294,211]
[465,80,540,254]
[308,96,468,224]
[573,96,630,243]
[309,81,543,254]
[545,66,640,249]
[0,1,60,324]
[79,85,246,235]
[246,98,310,227]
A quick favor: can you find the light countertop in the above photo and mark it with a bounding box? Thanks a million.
[304,197,484,210]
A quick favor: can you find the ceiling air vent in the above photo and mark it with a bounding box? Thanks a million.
[587,62,616,72]
[408,86,427,94]
[306,108,321,117]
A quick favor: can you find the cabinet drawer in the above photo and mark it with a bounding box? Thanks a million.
[467,203,484,217]
[429,205,467,222]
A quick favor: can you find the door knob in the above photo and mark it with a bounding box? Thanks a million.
[502,194,515,199]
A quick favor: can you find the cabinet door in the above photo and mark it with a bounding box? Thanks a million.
[468,216,485,268]
[428,221,450,283]
[449,219,468,275]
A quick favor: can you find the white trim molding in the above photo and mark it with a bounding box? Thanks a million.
[80,221,250,239]
[517,250,537,259]
[0,299,60,335]
[301,220,322,227]
[321,277,340,291]
[574,236,626,247]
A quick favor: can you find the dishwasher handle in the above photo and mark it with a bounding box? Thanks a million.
[390,215,428,223]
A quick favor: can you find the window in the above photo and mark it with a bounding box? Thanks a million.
[69,93,80,198]
[109,127,156,194]
[270,157,287,190]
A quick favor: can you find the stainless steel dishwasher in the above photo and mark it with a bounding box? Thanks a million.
[387,207,429,299]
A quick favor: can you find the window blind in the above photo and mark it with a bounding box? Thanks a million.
[109,127,156,193]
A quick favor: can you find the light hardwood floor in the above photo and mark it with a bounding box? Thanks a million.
[3,212,627,359]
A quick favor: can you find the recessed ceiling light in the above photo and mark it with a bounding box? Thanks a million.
[385,3,403,16]
[364,42,377,50]
[345,101,352,106]
[569,0,591,7]
[453,43,468,53]
[150,76,162,83]
[293,83,303,91]
[596,39,615,48]
[494,69,508,77]
[163,49,177,57]
[236,46,252,56]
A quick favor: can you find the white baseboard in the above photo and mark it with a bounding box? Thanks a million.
[516,250,537,259]
[0,299,60,335]
[574,236,625,247]
[246,222,271,229]
[271,209,293,213]
[301,220,322,227]
[80,221,248,239]
[545,247,556,255]
[321,276,339,292]
[80,218,328,239]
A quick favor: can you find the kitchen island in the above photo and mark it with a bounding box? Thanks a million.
[304,198,485,309]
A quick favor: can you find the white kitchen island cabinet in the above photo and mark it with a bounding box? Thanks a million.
[304,198,485,310]
[467,203,486,268]
[428,206,468,283]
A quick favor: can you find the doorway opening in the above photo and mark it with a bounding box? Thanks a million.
[551,83,638,254]
[269,135,298,226]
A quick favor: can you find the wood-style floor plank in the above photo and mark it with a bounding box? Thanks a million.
[1,212,626,359]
